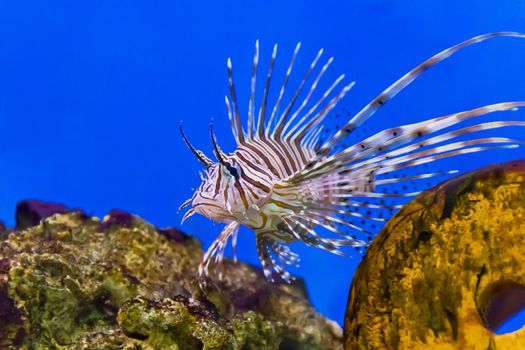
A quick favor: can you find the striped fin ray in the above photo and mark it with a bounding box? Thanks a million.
[282,57,335,136]
[384,121,525,159]
[335,120,525,177]
[372,137,521,171]
[337,103,525,164]
[256,234,298,283]
[178,197,193,211]
[329,190,421,198]
[272,48,324,137]
[256,44,277,138]
[198,221,239,285]
[231,227,239,262]
[303,125,324,149]
[266,42,302,135]
[291,214,365,246]
[266,243,296,283]
[287,76,353,141]
[224,95,239,144]
[308,144,517,212]
[336,138,521,181]
[317,32,525,156]
[283,217,347,256]
[291,213,369,246]
[292,102,525,182]
[296,144,513,224]
[299,169,452,190]
[222,41,354,175]
[270,241,300,267]
[227,58,246,144]
[302,203,388,222]
[312,197,403,210]
[255,235,273,281]
[296,139,520,208]
[373,144,520,176]
[247,40,259,138]
[367,170,459,186]
[337,137,522,179]
[294,206,387,245]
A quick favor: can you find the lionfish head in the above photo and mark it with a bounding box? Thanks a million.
[179,123,248,224]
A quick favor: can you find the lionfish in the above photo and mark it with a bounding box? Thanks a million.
[180,32,525,284]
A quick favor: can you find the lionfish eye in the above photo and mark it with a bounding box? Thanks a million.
[225,164,240,180]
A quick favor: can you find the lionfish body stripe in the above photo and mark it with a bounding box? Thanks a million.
[180,33,525,284]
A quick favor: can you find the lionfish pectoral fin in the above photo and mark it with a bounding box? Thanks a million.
[256,234,297,284]
[272,177,387,251]
[318,32,525,154]
[270,241,301,268]
[197,221,239,288]
[255,234,274,282]
[231,227,239,263]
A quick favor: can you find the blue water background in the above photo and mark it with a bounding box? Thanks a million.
[0,0,524,333]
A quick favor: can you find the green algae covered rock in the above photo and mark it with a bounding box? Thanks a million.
[0,203,342,349]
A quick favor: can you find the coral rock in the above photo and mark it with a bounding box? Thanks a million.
[0,205,342,349]
[15,199,85,230]
[345,160,525,349]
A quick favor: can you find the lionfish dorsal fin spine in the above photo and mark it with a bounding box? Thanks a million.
[283,56,334,138]
[227,57,246,144]
[273,48,324,138]
[256,43,277,139]
[287,74,346,141]
[266,42,301,137]
[224,95,240,144]
[291,79,354,142]
[247,40,259,139]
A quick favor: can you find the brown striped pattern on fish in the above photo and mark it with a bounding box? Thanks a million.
[179,33,525,285]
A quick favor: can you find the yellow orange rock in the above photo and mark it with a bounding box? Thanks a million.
[345,160,525,350]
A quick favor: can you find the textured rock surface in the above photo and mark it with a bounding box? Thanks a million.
[345,159,525,349]
[0,202,342,349]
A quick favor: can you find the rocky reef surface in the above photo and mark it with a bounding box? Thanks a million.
[345,159,525,349]
[0,201,342,349]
